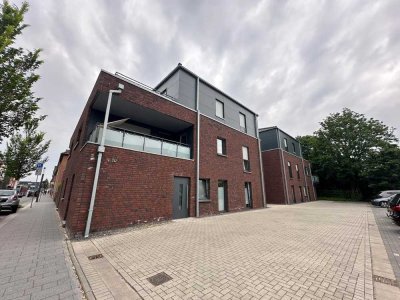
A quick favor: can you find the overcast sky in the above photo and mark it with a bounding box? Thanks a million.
[10,0,400,181]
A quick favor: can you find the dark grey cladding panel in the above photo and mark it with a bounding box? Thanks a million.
[155,70,180,100]
[278,130,301,156]
[259,129,279,151]
[198,82,256,137]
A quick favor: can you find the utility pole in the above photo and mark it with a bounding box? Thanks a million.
[36,170,45,202]
[30,162,43,208]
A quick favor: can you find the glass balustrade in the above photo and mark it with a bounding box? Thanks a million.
[89,126,191,159]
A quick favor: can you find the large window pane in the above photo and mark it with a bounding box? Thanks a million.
[144,138,162,154]
[162,142,178,157]
[105,128,123,147]
[242,146,249,160]
[123,133,144,151]
[239,113,246,132]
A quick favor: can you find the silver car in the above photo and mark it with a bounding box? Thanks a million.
[0,189,20,213]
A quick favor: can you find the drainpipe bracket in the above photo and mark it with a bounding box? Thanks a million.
[97,146,105,153]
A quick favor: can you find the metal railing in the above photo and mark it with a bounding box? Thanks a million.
[89,126,191,159]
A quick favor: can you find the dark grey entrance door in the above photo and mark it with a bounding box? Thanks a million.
[173,177,189,219]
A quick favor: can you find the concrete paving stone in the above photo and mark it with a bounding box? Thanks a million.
[0,196,81,300]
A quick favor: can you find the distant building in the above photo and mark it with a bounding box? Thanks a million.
[52,150,69,204]
[259,127,316,204]
[58,64,265,236]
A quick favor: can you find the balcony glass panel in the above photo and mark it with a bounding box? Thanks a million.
[104,128,123,147]
[123,133,144,151]
[162,142,178,157]
[177,145,191,159]
[144,138,162,154]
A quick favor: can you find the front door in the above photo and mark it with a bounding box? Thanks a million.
[173,177,189,219]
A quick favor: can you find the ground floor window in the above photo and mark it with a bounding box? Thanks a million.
[291,185,296,203]
[218,180,227,211]
[299,186,304,202]
[199,179,210,200]
[245,182,252,208]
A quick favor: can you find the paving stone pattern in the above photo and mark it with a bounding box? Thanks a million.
[0,195,81,300]
[84,201,375,300]
[372,206,400,283]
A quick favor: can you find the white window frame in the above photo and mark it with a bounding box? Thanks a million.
[239,113,247,133]
[217,138,226,155]
[216,100,224,119]
[242,146,250,171]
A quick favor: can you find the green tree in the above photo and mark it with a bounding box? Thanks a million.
[4,119,50,180]
[364,144,400,194]
[0,1,43,142]
[299,108,398,199]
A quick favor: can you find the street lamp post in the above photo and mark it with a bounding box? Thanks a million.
[84,84,124,238]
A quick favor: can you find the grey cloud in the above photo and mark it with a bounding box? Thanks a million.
[7,0,399,180]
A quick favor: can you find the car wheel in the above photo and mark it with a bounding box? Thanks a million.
[380,201,387,208]
[12,206,18,213]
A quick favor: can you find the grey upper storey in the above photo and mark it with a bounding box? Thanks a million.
[155,65,257,137]
[259,127,302,157]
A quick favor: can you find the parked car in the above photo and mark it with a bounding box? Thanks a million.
[387,194,400,225]
[0,189,20,213]
[377,190,400,198]
[371,194,397,207]
[27,189,37,197]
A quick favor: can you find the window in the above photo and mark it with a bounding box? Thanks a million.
[217,138,226,155]
[284,138,288,151]
[288,161,293,178]
[161,88,167,95]
[291,185,296,203]
[245,182,252,207]
[296,164,300,179]
[299,186,304,202]
[239,113,247,133]
[305,166,311,176]
[199,179,210,200]
[216,100,224,118]
[242,146,250,171]
[292,142,296,154]
[303,186,308,197]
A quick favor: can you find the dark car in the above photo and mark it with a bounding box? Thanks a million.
[0,189,20,213]
[387,194,400,225]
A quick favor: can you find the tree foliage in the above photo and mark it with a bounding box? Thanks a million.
[298,108,399,199]
[0,1,43,142]
[4,119,50,180]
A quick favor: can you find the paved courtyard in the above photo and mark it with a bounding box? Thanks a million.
[72,201,400,300]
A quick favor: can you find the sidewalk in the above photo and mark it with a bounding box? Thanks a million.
[0,195,82,300]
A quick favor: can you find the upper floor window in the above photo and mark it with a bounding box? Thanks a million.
[239,113,247,133]
[217,138,227,155]
[288,161,293,178]
[216,100,224,119]
[295,164,300,179]
[305,166,311,176]
[292,142,296,154]
[242,146,250,171]
[284,138,288,151]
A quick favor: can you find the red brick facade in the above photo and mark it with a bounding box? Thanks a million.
[57,71,264,236]
[262,149,316,205]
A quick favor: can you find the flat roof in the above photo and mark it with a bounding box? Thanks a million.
[259,126,300,143]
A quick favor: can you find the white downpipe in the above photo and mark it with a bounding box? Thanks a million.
[84,88,122,238]
[256,118,266,207]
[196,77,200,217]
[277,130,290,204]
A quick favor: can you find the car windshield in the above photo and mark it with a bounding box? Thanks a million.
[0,190,14,196]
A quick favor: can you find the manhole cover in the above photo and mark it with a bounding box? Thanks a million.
[147,272,172,286]
[373,275,398,287]
[88,253,103,260]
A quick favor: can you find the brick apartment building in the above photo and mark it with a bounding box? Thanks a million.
[259,127,316,204]
[51,150,69,204]
[57,64,266,236]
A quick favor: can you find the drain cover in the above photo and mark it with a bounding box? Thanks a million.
[88,253,104,260]
[147,272,172,286]
[373,275,398,287]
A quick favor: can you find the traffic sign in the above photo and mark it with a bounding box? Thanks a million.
[36,163,43,168]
